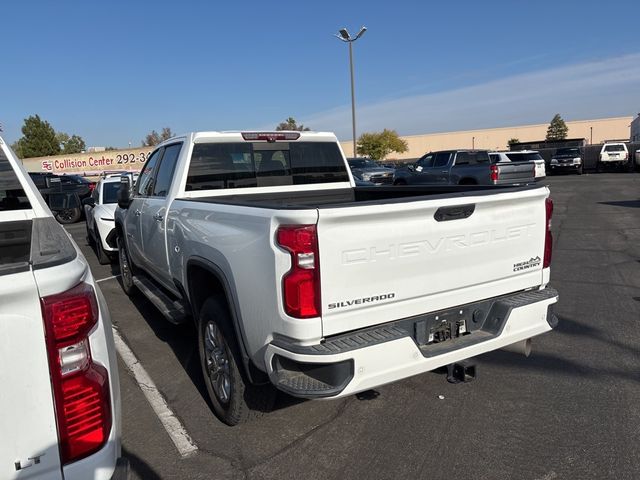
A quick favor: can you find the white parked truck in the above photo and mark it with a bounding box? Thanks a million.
[0,137,126,479]
[114,131,558,425]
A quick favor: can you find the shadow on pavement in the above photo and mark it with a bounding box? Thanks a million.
[123,446,162,480]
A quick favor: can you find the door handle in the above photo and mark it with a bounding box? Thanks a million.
[434,204,475,222]
[153,213,164,222]
[134,209,141,217]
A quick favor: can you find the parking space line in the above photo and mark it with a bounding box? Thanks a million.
[96,274,121,284]
[112,328,199,458]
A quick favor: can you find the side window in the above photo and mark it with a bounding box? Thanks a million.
[136,149,162,196]
[416,155,433,171]
[489,154,499,163]
[456,153,470,165]
[434,152,451,168]
[153,143,182,197]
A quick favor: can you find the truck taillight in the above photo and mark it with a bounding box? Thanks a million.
[544,197,553,268]
[490,164,499,183]
[41,283,111,465]
[277,225,321,318]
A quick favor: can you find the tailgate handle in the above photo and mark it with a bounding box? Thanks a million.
[434,204,475,222]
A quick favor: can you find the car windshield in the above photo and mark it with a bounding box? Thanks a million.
[604,144,626,152]
[348,159,379,169]
[0,149,31,211]
[556,148,580,156]
[102,182,120,204]
[506,152,543,162]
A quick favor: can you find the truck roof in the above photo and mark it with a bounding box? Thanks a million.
[155,131,340,148]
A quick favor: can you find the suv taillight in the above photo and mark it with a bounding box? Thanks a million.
[277,225,321,318]
[490,164,499,183]
[41,283,111,464]
[544,197,553,268]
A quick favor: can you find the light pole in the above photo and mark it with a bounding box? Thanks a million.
[335,26,367,158]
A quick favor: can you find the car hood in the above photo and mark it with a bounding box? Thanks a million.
[96,203,117,219]
[353,167,395,174]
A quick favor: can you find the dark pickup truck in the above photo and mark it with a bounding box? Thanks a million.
[393,150,535,186]
[28,172,94,223]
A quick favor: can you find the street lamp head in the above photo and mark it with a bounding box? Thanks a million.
[354,26,367,40]
[338,28,350,41]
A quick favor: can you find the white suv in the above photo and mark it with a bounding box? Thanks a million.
[0,137,127,479]
[84,174,137,265]
[598,142,629,171]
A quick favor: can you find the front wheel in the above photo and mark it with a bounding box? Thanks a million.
[55,207,81,224]
[198,297,275,425]
[117,236,136,296]
[577,165,583,175]
[95,230,112,265]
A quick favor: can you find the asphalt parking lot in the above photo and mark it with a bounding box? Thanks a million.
[64,172,640,480]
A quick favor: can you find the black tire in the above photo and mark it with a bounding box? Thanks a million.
[577,165,583,175]
[95,229,112,265]
[55,207,82,224]
[596,161,602,173]
[117,236,136,296]
[198,296,275,425]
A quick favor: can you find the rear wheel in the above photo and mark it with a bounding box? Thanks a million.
[117,236,136,295]
[198,296,275,425]
[55,207,81,224]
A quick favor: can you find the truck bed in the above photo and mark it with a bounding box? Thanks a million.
[181,184,542,209]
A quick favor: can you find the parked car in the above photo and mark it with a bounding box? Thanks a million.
[347,157,395,185]
[490,151,546,179]
[598,142,629,171]
[548,147,583,175]
[393,150,535,185]
[0,136,127,480]
[28,172,94,224]
[83,174,137,265]
[114,131,557,426]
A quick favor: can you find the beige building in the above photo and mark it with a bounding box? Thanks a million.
[340,116,633,160]
[631,113,640,143]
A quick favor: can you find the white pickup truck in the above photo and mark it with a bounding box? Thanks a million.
[114,131,558,425]
[0,137,126,479]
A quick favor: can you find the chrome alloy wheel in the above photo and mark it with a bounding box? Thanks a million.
[204,321,231,404]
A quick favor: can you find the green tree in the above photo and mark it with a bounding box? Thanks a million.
[63,135,86,154]
[356,129,408,161]
[13,115,61,158]
[56,132,86,154]
[507,138,520,147]
[142,127,174,146]
[546,114,568,141]
[275,117,310,131]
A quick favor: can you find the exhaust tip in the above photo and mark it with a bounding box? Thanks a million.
[502,338,532,357]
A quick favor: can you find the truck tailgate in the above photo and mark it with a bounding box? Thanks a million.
[317,187,548,336]
[497,162,535,184]
[0,270,63,480]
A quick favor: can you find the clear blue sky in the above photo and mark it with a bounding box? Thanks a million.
[2,0,639,147]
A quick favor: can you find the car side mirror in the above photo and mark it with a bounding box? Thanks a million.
[82,197,95,207]
[117,176,132,209]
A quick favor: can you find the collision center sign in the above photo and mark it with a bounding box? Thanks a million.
[24,147,153,175]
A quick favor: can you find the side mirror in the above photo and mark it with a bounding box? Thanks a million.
[117,176,132,209]
[82,197,95,207]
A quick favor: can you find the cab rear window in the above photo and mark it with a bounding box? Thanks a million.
[0,149,31,211]
[506,152,543,162]
[186,141,349,191]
